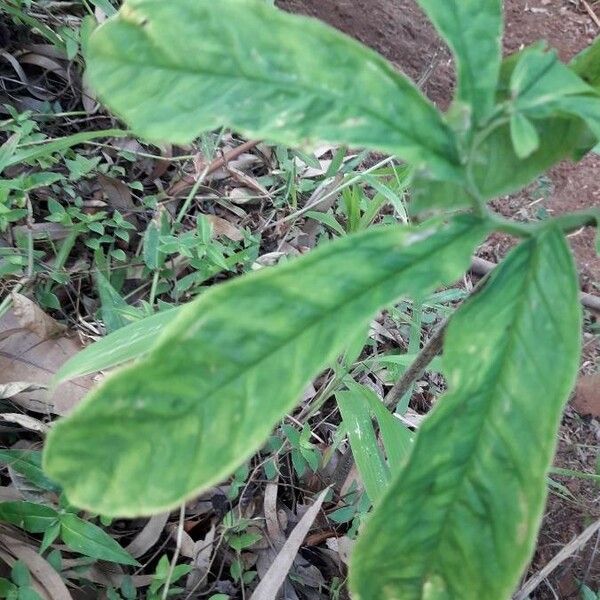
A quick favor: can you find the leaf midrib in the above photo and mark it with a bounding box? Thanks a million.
[92,43,459,167]
[420,235,548,596]
[89,226,475,491]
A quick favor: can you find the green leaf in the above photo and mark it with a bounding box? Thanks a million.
[86,0,462,180]
[415,0,502,125]
[40,521,61,554]
[2,130,127,172]
[508,45,600,142]
[347,381,413,474]
[571,35,600,90]
[44,216,489,516]
[337,391,389,503]
[0,502,59,534]
[350,226,581,600]
[59,513,139,565]
[0,578,17,597]
[53,307,181,382]
[95,271,130,334]
[510,45,591,112]
[0,450,60,492]
[510,112,540,158]
[473,116,589,199]
[11,562,30,587]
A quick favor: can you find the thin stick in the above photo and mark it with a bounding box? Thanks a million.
[383,320,448,409]
[161,504,185,600]
[514,518,600,600]
[582,0,600,29]
[384,255,600,409]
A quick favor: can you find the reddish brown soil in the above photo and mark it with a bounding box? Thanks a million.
[277,0,600,289]
[277,1,600,597]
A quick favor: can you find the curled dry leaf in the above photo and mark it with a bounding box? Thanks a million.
[0,413,49,434]
[186,523,216,592]
[11,293,66,339]
[0,382,46,399]
[0,310,95,415]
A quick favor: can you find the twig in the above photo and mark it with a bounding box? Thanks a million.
[514,518,600,600]
[385,255,600,409]
[383,320,448,409]
[161,503,185,600]
[582,0,600,29]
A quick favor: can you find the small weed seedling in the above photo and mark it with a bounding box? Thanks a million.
[36,1,600,599]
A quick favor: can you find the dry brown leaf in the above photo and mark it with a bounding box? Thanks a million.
[0,381,45,399]
[0,310,95,415]
[97,173,139,229]
[0,487,22,502]
[206,214,244,242]
[0,532,73,600]
[0,413,49,434]
[125,512,170,559]
[11,222,70,242]
[228,186,261,205]
[186,523,216,592]
[264,482,285,544]
[11,293,66,339]
[250,489,328,600]
[325,536,354,566]
[572,373,600,416]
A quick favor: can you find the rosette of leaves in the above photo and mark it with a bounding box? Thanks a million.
[42,1,600,598]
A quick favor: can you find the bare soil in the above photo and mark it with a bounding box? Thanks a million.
[278,0,600,287]
[277,0,600,596]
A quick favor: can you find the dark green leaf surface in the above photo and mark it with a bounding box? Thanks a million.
[0,450,60,492]
[44,217,488,516]
[59,513,139,565]
[86,0,461,180]
[571,35,600,89]
[415,0,502,125]
[0,502,58,534]
[351,227,581,600]
[474,117,588,199]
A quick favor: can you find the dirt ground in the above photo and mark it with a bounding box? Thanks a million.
[277,0,600,597]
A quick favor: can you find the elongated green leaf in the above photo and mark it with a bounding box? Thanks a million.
[86,0,462,180]
[53,307,180,383]
[350,226,581,600]
[571,35,600,90]
[59,514,139,565]
[352,383,413,474]
[0,450,60,492]
[2,129,127,172]
[44,217,488,516]
[0,502,58,534]
[337,391,389,503]
[415,0,502,125]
